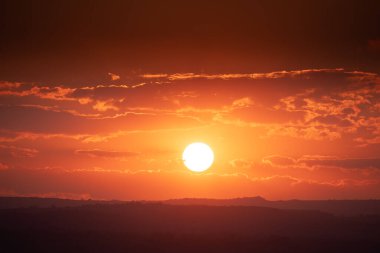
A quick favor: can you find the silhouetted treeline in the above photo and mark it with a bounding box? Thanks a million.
[1,203,380,253]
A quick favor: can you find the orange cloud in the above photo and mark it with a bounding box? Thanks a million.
[0,81,22,89]
[108,72,120,81]
[93,100,120,112]
[140,68,347,81]
[229,159,254,169]
[262,155,296,167]
[0,85,76,101]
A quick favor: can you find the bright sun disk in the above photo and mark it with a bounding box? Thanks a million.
[182,142,214,172]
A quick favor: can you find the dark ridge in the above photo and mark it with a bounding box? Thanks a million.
[2,196,380,216]
[164,197,380,216]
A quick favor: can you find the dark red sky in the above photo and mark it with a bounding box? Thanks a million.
[0,0,379,200]
[1,0,379,83]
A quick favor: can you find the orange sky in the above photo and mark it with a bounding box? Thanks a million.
[0,69,379,200]
[0,1,379,200]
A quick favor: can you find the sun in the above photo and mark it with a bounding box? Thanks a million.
[182,142,214,172]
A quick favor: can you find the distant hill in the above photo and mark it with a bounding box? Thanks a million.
[165,196,268,206]
[0,196,120,209]
[164,196,380,216]
[1,196,380,216]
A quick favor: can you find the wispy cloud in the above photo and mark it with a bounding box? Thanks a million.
[0,144,38,158]
[92,100,120,112]
[141,68,349,80]
[75,149,138,160]
[262,155,380,170]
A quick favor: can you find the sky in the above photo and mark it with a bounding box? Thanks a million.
[0,0,379,200]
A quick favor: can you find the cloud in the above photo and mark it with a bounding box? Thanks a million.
[140,68,347,81]
[0,104,203,136]
[74,149,138,159]
[298,157,380,170]
[2,168,379,200]
[0,81,21,89]
[0,81,147,107]
[17,104,102,119]
[141,74,169,79]
[0,144,38,158]
[0,123,209,145]
[0,129,87,143]
[264,124,343,141]
[231,97,254,108]
[92,100,120,112]
[262,155,296,167]
[229,159,254,169]
[262,155,380,170]
[0,84,76,101]
[0,68,378,145]
[108,72,120,81]
[355,136,380,147]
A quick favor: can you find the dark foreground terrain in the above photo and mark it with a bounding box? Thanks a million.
[1,200,380,253]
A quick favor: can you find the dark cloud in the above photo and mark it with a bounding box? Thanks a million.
[312,115,353,127]
[299,157,380,169]
[0,145,38,158]
[75,149,138,159]
[265,155,380,170]
[0,105,202,134]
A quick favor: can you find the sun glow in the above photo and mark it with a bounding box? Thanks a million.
[182,142,214,172]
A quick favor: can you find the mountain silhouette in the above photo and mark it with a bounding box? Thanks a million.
[2,196,380,216]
